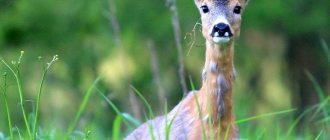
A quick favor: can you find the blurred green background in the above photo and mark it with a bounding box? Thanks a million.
[0,0,329,139]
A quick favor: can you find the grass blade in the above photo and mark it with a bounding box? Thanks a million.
[192,93,207,140]
[276,123,280,140]
[130,85,154,119]
[121,113,141,127]
[224,125,231,140]
[256,129,266,140]
[112,115,123,140]
[190,74,207,139]
[96,88,137,130]
[316,116,330,124]
[217,120,221,140]
[14,126,23,140]
[146,122,155,140]
[236,108,296,124]
[305,71,326,103]
[143,112,155,140]
[189,75,206,139]
[33,55,58,140]
[32,69,47,140]
[164,101,170,140]
[189,75,196,90]
[165,101,181,140]
[314,130,323,140]
[305,71,329,126]
[320,39,330,64]
[1,73,14,140]
[64,77,101,139]
[0,57,31,138]
[286,105,318,136]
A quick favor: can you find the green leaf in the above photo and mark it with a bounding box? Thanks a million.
[112,115,123,140]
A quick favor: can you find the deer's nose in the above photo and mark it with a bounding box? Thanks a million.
[211,23,233,37]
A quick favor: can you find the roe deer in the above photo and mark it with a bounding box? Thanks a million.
[125,0,248,139]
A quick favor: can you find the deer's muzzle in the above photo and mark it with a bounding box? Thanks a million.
[210,23,233,43]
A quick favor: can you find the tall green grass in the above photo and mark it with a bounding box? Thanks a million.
[0,40,329,139]
[33,55,59,140]
[0,52,58,139]
[1,51,31,138]
[64,77,101,139]
[1,72,13,140]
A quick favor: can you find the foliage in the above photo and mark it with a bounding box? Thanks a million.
[0,0,329,139]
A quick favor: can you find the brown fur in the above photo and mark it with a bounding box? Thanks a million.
[125,0,248,139]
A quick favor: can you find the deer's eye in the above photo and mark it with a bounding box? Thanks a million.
[201,5,209,13]
[233,6,241,14]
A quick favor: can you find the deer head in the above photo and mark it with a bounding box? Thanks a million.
[194,0,248,45]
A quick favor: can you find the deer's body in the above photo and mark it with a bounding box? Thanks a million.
[125,0,248,139]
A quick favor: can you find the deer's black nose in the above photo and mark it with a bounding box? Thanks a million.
[211,23,233,37]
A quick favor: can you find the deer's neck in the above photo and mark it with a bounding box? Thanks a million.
[200,40,235,121]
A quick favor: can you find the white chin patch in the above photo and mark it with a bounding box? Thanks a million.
[212,37,230,44]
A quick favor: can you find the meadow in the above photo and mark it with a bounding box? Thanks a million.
[0,0,329,139]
